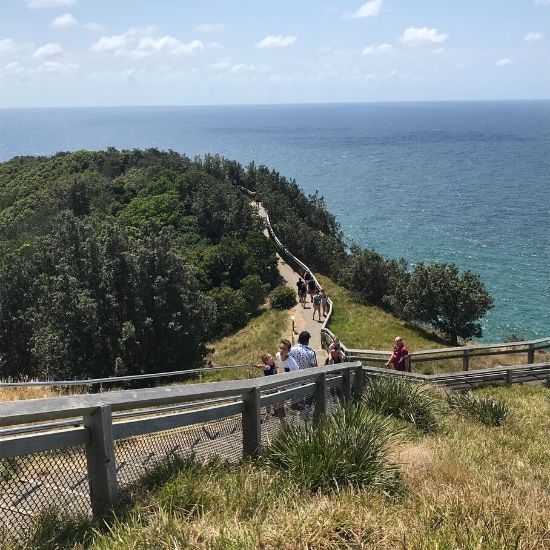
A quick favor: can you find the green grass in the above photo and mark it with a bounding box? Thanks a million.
[318,274,446,352]
[447,389,509,426]
[362,376,442,433]
[265,403,403,494]
[194,308,291,382]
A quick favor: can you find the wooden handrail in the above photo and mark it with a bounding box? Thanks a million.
[0,362,362,428]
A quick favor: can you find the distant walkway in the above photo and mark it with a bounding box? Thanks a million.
[255,203,325,358]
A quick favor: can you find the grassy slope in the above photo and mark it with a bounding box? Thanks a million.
[318,274,447,351]
[13,385,549,549]
[200,308,290,382]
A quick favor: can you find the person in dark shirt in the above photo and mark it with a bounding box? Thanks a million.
[256,352,278,376]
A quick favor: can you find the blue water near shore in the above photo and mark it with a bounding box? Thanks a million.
[1,101,549,342]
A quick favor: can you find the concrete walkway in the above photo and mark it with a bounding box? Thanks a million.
[255,203,327,361]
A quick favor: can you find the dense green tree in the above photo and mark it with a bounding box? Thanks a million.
[403,262,494,345]
[338,247,409,309]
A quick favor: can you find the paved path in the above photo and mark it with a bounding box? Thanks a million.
[255,203,327,361]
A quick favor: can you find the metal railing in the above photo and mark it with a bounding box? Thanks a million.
[0,364,256,391]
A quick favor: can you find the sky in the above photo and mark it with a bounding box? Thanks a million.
[0,0,549,107]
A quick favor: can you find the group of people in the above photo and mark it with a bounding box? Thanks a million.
[296,272,329,322]
[256,331,346,376]
[256,334,410,376]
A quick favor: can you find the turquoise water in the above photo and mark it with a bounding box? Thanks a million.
[0,101,548,342]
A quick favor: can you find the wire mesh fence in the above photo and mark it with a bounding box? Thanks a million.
[0,445,90,537]
[260,388,316,448]
[115,414,243,491]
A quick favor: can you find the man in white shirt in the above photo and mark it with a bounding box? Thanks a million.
[289,331,318,370]
[276,339,300,372]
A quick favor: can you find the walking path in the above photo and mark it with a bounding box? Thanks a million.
[255,203,326,361]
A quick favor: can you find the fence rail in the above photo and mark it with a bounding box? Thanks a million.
[0,362,362,536]
[362,361,550,389]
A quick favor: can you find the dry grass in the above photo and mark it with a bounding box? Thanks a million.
[0,386,57,403]
[206,308,290,367]
[10,385,548,550]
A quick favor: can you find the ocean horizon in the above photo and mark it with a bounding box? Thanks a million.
[1,100,548,342]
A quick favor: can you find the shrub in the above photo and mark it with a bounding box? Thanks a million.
[446,391,508,427]
[362,376,440,433]
[269,286,296,309]
[264,403,402,494]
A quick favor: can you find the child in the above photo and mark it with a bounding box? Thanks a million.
[256,352,278,376]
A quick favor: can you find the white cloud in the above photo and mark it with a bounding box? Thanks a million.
[361,43,392,55]
[256,35,297,48]
[195,23,224,33]
[496,58,512,66]
[230,63,257,74]
[211,59,232,70]
[91,30,203,57]
[400,26,448,46]
[33,42,64,58]
[524,32,544,42]
[51,13,76,27]
[534,0,550,5]
[0,38,16,53]
[82,22,106,33]
[90,34,127,53]
[3,61,26,75]
[26,0,76,8]
[344,0,383,19]
[136,36,203,56]
[456,61,468,70]
[36,60,78,73]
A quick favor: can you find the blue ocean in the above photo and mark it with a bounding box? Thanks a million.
[0,101,548,342]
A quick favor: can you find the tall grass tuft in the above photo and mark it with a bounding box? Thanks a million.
[264,403,402,494]
[362,375,441,433]
[446,390,508,426]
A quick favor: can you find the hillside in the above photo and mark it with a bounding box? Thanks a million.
[0,149,343,382]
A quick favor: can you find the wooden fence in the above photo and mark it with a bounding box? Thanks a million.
[0,362,362,525]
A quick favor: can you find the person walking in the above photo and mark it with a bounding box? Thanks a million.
[306,277,316,303]
[276,339,299,372]
[312,288,322,322]
[296,277,307,307]
[320,288,329,317]
[385,336,410,372]
[289,331,318,369]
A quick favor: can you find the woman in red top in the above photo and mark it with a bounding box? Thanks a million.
[385,336,410,371]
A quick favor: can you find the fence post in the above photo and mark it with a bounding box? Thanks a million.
[353,364,364,400]
[462,349,470,371]
[527,344,535,364]
[84,405,117,518]
[342,367,352,402]
[242,387,261,459]
[314,373,327,421]
[506,369,513,386]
